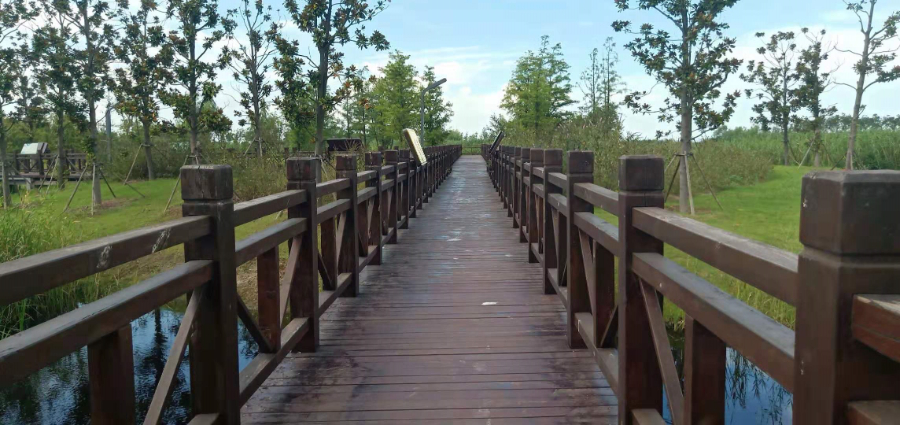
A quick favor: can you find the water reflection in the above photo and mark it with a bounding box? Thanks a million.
[662,329,793,425]
[0,309,259,425]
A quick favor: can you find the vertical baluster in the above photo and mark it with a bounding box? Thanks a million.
[365,152,383,266]
[513,147,522,228]
[794,171,900,424]
[257,246,280,352]
[683,316,725,424]
[543,149,563,295]
[336,155,360,297]
[527,149,544,264]
[617,156,665,424]
[181,165,240,423]
[520,148,531,243]
[399,150,411,229]
[89,325,134,424]
[385,150,399,244]
[566,151,597,349]
[287,158,318,352]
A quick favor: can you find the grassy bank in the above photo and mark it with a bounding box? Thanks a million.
[0,178,283,336]
[598,165,808,328]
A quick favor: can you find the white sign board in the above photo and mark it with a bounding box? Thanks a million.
[402,128,427,165]
[20,143,47,155]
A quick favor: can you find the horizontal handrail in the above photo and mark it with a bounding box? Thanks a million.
[234,190,306,226]
[316,199,351,224]
[316,178,351,197]
[573,182,618,214]
[0,216,212,305]
[235,218,307,265]
[633,207,798,305]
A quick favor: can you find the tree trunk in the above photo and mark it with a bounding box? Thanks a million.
[782,122,790,166]
[143,121,154,180]
[56,109,67,189]
[679,94,692,214]
[814,128,822,167]
[0,124,11,208]
[315,49,328,156]
[847,5,875,170]
[89,100,102,207]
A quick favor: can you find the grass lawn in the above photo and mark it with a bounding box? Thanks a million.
[598,165,812,327]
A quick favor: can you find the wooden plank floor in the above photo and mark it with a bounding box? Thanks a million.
[242,156,616,424]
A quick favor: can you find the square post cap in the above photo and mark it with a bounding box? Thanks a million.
[181,165,233,201]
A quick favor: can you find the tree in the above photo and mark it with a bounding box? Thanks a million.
[34,0,82,188]
[0,0,36,207]
[284,0,390,158]
[580,48,601,119]
[371,51,419,149]
[740,31,800,166]
[68,0,118,206]
[613,0,742,213]
[501,35,575,144]
[12,43,47,149]
[837,0,900,169]
[222,0,278,156]
[795,28,837,167]
[161,0,232,161]
[421,65,453,145]
[271,33,317,149]
[112,0,172,180]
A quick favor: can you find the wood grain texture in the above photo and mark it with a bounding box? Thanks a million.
[241,156,616,424]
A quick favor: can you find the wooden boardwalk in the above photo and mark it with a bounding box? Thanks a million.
[241,156,617,424]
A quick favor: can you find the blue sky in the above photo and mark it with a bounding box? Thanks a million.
[277,0,899,137]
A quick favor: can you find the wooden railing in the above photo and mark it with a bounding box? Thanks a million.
[14,151,89,176]
[0,145,461,424]
[485,144,900,425]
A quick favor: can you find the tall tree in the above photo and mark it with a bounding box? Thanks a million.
[795,28,837,167]
[34,0,82,188]
[579,47,602,119]
[0,0,36,207]
[222,0,278,156]
[271,32,317,149]
[284,0,390,158]
[13,43,47,149]
[161,0,232,161]
[112,0,172,180]
[501,35,575,144]
[421,65,453,145]
[613,0,742,213]
[837,0,900,169]
[68,0,117,206]
[371,50,418,149]
[740,31,800,166]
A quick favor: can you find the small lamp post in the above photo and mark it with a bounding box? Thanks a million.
[420,78,447,145]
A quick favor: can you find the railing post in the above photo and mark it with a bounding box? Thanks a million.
[399,149,411,229]
[366,152,384,266]
[617,155,665,425]
[543,149,563,296]
[520,148,531,243]
[181,165,240,424]
[385,150,400,244]
[88,325,134,424]
[336,155,360,296]
[794,171,900,424]
[513,147,522,228]
[527,149,544,264]
[287,158,318,352]
[566,151,598,349]
[416,155,425,211]
[506,147,515,218]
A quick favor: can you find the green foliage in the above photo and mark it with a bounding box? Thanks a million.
[612,0,742,140]
[579,37,624,139]
[421,66,453,145]
[371,51,419,149]
[794,28,837,165]
[740,31,800,165]
[501,35,574,144]
[284,0,390,154]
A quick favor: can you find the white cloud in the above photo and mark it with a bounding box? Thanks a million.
[447,86,506,135]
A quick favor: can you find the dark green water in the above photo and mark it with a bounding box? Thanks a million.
[0,310,791,424]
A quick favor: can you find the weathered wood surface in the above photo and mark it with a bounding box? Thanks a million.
[241,156,616,424]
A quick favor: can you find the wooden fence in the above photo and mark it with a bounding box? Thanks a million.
[14,151,89,177]
[0,145,461,425]
[485,144,900,425]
